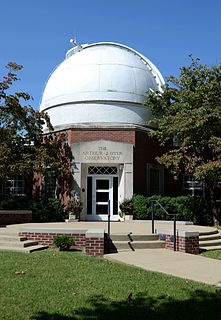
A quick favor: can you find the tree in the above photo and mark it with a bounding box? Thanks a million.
[144,56,221,224]
[0,62,71,188]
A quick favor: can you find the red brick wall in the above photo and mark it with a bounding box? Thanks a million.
[134,131,181,196]
[67,129,135,145]
[0,211,32,225]
[85,237,104,257]
[19,230,104,257]
[160,233,199,254]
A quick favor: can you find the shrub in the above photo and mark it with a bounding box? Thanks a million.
[31,198,66,222]
[53,235,75,251]
[0,196,32,210]
[66,198,83,217]
[0,197,66,222]
[119,199,133,217]
[132,194,149,220]
[132,194,213,226]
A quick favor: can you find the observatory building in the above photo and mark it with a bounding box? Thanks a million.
[40,41,177,221]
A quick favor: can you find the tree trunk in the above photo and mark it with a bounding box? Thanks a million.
[207,185,220,226]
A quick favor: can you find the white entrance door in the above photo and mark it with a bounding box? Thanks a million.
[86,175,119,221]
[92,177,112,220]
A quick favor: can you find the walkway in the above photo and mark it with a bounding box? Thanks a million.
[105,248,221,287]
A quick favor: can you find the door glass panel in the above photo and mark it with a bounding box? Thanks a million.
[113,177,118,215]
[96,204,108,215]
[96,179,109,190]
[87,177,92,215]
[96,192,109,202]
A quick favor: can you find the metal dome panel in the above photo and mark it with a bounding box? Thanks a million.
[40,42,164,129]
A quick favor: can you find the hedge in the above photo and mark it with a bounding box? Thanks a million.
[0,197,67,222]
[132,194,213,226]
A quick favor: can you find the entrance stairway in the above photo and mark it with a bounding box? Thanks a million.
[108,233,165,252]
[0,231,48,253]
[199,229,221,251]
[107,228,221,253]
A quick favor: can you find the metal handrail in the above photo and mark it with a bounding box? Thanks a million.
[150,199,179,251]
[107,199,111,253]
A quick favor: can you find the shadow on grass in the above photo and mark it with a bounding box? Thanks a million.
[31,289,221,320]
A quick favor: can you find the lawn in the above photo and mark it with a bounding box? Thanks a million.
[200,250,221,261]
[0,249,221,320]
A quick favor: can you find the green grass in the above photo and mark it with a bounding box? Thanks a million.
[0,249,221,320]
[200,250,221,261]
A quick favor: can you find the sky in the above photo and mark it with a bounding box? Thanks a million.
[1,0,220,110]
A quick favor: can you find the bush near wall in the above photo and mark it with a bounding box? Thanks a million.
[132,195,213,226]
[0,197,67,222]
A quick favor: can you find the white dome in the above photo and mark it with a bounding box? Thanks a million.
[40,42,164,129]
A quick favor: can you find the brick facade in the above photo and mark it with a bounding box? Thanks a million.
[55,127,181,198]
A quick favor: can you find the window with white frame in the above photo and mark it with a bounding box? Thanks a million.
[2,175,25,198]
[183,174,205,197]
[146,164,164,196]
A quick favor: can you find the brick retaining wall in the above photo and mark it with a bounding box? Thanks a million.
[158,228,199,254]
[19,227,104,257]
[0,210,32,225]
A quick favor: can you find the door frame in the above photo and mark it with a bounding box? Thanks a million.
[86,174,119,221]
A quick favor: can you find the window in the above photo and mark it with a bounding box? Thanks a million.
[2,175,25,198]
[147,164,164,196]
[88,166,117,175]
[43,170,57,199]
[183,175,205,197]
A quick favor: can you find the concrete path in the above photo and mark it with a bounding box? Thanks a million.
[105,248,221,287]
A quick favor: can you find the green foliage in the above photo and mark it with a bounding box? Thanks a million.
[132,194,149,220]
[132,194,213,225]
[144,57,221,222]
[53,235,75,251]
[0,196,31,210]
[66,198,83,216]
[200,250,221,261]
[31,198,66,222]
[119,198,133,216]
[0,197,66,222]
[0,62,71,181]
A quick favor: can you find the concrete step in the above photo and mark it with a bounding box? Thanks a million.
[199,233,221,242]
[0,231,20,237]
[0,245,49,253]
[113,240,165,250]
[0,240,39,248]
[200,245,221,251]
[199,229,219,236]
[199,239,221,247]
[0,235,27,242]
[28,245,49,253]
[110,234,160,241]
[0,231,49,253]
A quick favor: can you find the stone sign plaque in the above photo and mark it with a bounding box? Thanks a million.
[72,140,133,164]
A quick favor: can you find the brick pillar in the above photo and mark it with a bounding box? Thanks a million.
[158,228,199,254]
[85,229,104,257]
